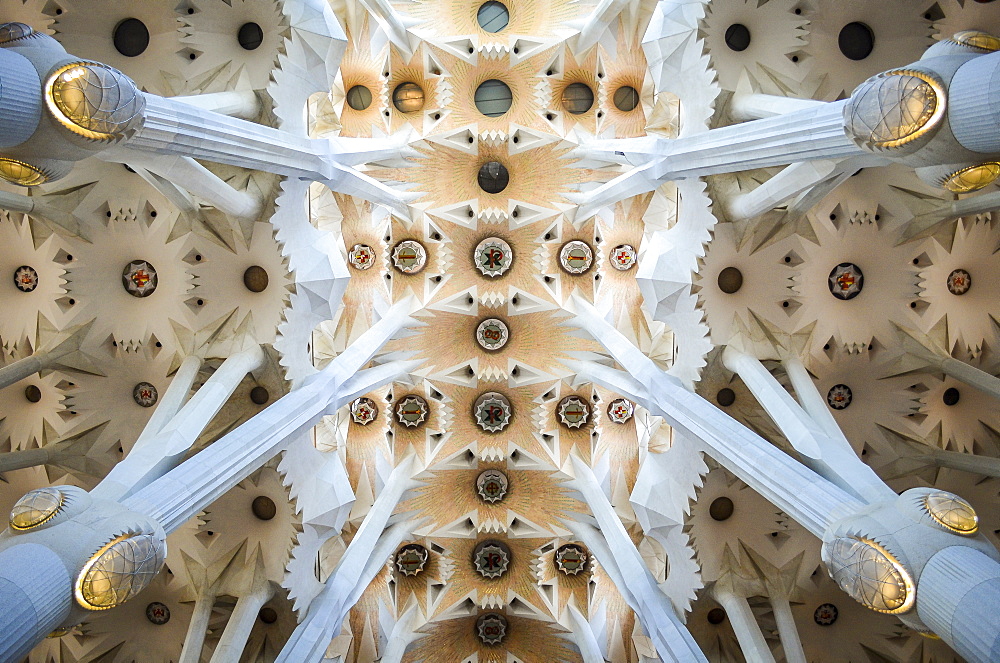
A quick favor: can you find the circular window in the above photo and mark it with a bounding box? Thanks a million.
[725,23,751,51]
[839,22,874,60]
[238,22,264,50]
[478,161,509,193]
[475,79,513,117]
[477,1,509,33]
[346,85,373,111]
[113,18,149,57]
[613,86,639,112]
[562,82,594,114]
[717,267,743,293]
[392,82,425,113]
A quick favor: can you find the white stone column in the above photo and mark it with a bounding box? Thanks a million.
[895,325,1000,402]
[94,346,264,501]
[209,576,274,663]
[724,160,840,221]
[275,457,420,662]
[721,348,894,504]
[770,596,807,663]
[568,457,708,663]
[357,0,418,59]
[711,589,777,663]
[0,322,92,390]
[379,604,420,663]
[573,0,630,53]
[171,90,261,120]
[565,603,607,663]
[137,355,203,444]
[179,590,217,663]
[0,543,73,663]
[730,93,826,121]
[916,545,1000,663]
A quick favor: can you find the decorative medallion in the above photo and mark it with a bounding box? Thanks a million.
[476,613,508,645]
[145,602,170,625]
[395,544,429,577]
[122,260,158,297]
[348,244,376,271]
[826,384,852,410]
[474,237,513,277]
[814,603,838,626]
[133,382,158,408]
[474,392,512,433]
[947,269,971,296]
[559,240,594,274]
[557,396,590,429]
[13,265,38,292]
[610,244,637,271]
[922,491,978,535]
[473,541,511,579]
[395,395,428,427]
[392,240,427,274]
[555,544,589,575]
[350,397,379,425]
[476,318,510,351]
[607,398,635,424]
[828,263,863,300]
[476,469,509,503]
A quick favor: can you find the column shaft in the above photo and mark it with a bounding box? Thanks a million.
[209,583,274,663]
[713,591,776,663]
[771,596,807,663]
[179,592,216,663]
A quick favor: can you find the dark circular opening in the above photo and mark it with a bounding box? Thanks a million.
[716,388,736,407]
[252,495,277,521]
[613,85,640,112]
[114,18,150,57]
[238,22,264,51]
[24,385,42,403]
[258,607,278,624]
[475,79,513,117]
[707,608,727,624]
[725,23,751,51]
[250,386,270,405]
[709,496,735,521]
[477,1,509,33]
[942,387,960,406]
[346,85,373,111]
[839,22,874,60]
[717,267,743,294]
[393,82,425,113]
[478,161,510,194]
[562,82,595,114]
[243,265,269,292]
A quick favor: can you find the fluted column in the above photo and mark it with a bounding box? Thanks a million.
[0,543,73,662]
[916,545,1000,662]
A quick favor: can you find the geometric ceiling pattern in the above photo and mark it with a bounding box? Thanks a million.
[0,0,998,661]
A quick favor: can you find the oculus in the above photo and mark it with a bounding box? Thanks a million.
[839,22,874,61]
[476,613,508,645]
[610,244,637,271]
[947,268,972,295]
[392,82,425,113]
[613,86,640,112]
[814,603,838,626]
[828,262,863,300]
[237,22,264,51]
[709,496,734,521]
[122,260,158,297]
[392,240,427,274]
[823,536,913,614]
[476,318,510,351]
[13,265,38,292]
[477,1,509,33]
[395,395,429,428]
[717,266,743,294]
[145,602,170,625]
[478,161,510,194]
[607,398,635,424]
[559,241,593,274]
[113,18,149,57]
[133,382,158,408]
[826,384,852,410]
[561,82,595,114]
[348,244,376,270]
[350,397,379,425]
[132,382,160,407]
[9,487,64,530]
[346,85,373,111]
[922,491,978,535]
[76,532,167,610]
[251,496,277,521]
[475,79,513,118]
[243,266,268,292]
[395,544,429,577]
[555,543,588,575]
[474,237,513,277]
[476,469,509,503]
[557,396,589,429]
[473,541,510,579]
[474,392,512,433]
